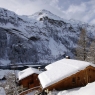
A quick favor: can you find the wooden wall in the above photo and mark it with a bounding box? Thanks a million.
[44,66,95,91]
[86,66,95,83]
[19,73,40,89]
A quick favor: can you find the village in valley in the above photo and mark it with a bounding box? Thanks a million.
[1,56,95,95]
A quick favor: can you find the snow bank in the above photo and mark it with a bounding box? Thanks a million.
[58,82,95,95]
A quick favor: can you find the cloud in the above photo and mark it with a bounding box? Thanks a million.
[55,0,95,24]
[90,19,95,25]
[0,0,62,16]
[61,3,86,20]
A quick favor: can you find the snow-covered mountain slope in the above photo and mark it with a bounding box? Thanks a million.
[29,9,63,21]
[0,8,95,65]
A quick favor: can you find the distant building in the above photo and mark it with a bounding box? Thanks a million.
[18,67,41,89]
[38,59,95,91]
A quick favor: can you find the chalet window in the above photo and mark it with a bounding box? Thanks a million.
[29,80,33,84]
[77,77,80,80]
[72,77,76,83]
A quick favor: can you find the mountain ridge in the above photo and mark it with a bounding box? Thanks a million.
[0,8,95,65]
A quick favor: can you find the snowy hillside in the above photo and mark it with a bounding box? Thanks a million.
[0,7,95,65]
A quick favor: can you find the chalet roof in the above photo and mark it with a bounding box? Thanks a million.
[38,59,95,89]
[18,67,41,81]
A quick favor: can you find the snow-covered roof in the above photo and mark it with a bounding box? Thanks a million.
[18,67,41,81]
[38,59,95,89]
[45,59,95,70]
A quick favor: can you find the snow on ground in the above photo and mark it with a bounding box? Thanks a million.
[25,90,38,95]
[0,87,6,95]
[57,82,95,95]
[0,69,13,79]
[0,69,19,79]
[0,59,10,66]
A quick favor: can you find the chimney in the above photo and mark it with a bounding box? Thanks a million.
[38,67,41,71]
[65,56,70,59]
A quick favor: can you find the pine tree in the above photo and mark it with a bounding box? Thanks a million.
[75,28,88,61]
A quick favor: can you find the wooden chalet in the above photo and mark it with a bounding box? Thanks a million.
[38,59,95,91]
[18,67,41,89]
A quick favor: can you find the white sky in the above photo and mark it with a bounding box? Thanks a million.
[0,0,95,24]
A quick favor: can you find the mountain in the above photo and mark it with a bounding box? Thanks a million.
[0,8,95,65]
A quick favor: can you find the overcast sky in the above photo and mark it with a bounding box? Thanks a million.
[0,0,95,24]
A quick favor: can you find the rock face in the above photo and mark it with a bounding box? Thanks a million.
[0,8,95,65]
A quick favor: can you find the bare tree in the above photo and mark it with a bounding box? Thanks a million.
[0,69,27,95]
[75,28,88,61]
[86,41,95,63]
[4,72,18,95]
